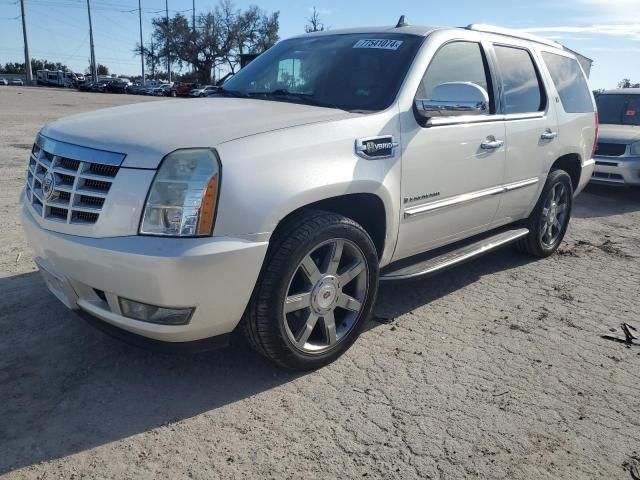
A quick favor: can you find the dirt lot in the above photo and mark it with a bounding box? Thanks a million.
[1,87,639,479]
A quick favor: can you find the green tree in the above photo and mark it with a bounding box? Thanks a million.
[148,0,279,83]
[96,64,110,76]
[618,78,640,89]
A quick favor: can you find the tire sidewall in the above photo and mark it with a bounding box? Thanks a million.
[530,170,574,255]
[257,215,379,369]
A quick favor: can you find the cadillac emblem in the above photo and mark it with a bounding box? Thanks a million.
[42,169,56,201]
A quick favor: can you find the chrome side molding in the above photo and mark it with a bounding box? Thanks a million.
[404,177,539,218]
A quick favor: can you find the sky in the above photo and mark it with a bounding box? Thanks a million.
[1,0,639,89]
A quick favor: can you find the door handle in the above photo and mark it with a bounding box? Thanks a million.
[481,136,504,150]
[541,129,558,140]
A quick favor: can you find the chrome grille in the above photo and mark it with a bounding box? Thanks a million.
[24,134,125,225]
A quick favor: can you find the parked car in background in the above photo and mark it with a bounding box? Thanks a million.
[105,79,130,94]
[152,84,172,96]
[21,23,596,370]
[189,85,218,97]
[592,88,640,186]
[88,80,110,93]
[0,78,8,85]
[10,78,24,86]
[171,82,195,97]
[77,81,95,92]
[126,83,145,95]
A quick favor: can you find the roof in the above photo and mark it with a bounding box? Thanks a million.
[293,25,442,38]
[600,88,640,95]
[295,24,566,50]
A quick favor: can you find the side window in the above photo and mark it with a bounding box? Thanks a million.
[494,45,545,114]
[541,52,594,113]
[417,41,493,112]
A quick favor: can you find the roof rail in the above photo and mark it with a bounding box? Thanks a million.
[466,24,562,48]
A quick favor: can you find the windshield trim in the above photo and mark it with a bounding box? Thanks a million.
[223,33,427,114]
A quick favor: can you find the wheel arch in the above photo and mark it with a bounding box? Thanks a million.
[550,153,581,192]
[270,193,388,261]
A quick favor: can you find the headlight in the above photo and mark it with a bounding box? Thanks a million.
[630,141,640,156]
[140,148,221,237]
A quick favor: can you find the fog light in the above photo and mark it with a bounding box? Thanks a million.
[118,298,194,325]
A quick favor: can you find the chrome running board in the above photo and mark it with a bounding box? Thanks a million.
[380,227,530,281]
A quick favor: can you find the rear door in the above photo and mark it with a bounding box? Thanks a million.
[488,40,560,222]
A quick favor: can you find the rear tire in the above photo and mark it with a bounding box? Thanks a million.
[517,169,573,257]
[242,211,379,370]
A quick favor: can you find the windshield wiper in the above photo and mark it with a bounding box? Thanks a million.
[249,89,342,110]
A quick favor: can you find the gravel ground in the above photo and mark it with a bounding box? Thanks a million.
[1,87,639,480]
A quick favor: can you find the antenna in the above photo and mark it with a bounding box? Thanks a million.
[396,15,408,28]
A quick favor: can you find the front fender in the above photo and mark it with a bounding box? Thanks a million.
[213,111,402,265]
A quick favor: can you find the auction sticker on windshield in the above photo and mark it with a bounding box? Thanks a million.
[353,39,404,50]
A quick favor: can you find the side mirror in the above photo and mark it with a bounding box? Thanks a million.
[415,82,489,119]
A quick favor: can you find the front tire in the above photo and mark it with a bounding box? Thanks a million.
[517,169,573,257]
[243,211,379,370]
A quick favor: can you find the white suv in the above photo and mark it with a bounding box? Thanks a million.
[20,23,597,369]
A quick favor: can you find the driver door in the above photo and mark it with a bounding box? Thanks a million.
[395,40,507,259]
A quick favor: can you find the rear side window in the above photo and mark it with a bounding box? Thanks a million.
[542,52,594,113]
[494,45,545,114]
[417,41,493,111]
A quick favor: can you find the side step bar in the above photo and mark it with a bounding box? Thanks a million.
[380,228,529,281]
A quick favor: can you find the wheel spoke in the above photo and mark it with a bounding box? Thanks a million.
[322,240,344,275]
[322,312,337,345]
[338,261,365,288]
[557,203,568,215]
[540,222,549,239]
[336,293,362,312]
[284,292,311,313]
[300,255,322,284]
[556,184,565,203]
[553,218,562,230]
[296,313,319,347]
[545,224,554,243]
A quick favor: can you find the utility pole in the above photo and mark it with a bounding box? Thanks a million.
[138,0,145,85]
[19,0,33,85]
[165,0,171,83]
[86,0,97,81]
[192,0,196,77]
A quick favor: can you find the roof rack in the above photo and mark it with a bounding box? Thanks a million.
[466,24,562,49]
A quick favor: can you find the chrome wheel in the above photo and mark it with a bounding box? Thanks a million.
[540,182,569,248]
[283,238,368,354]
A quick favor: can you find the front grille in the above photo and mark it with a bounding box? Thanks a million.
[24,135,123,225]
[595,142,627,157]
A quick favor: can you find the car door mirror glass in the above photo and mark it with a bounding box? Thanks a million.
[415,82,489,119]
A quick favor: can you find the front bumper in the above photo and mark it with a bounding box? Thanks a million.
[21,199,269,343]
[591,155,640,186]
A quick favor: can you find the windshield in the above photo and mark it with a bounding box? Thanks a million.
[222,33,424,112]
[596,94,640,126]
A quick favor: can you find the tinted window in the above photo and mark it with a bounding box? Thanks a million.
[223,34,423,112]
[542,52,594,113]
[494,46,544,114]
[596,94,640,126]
[417,41,491,109]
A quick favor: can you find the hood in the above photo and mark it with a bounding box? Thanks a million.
[597,124,640,144]
[41,98,355,168]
